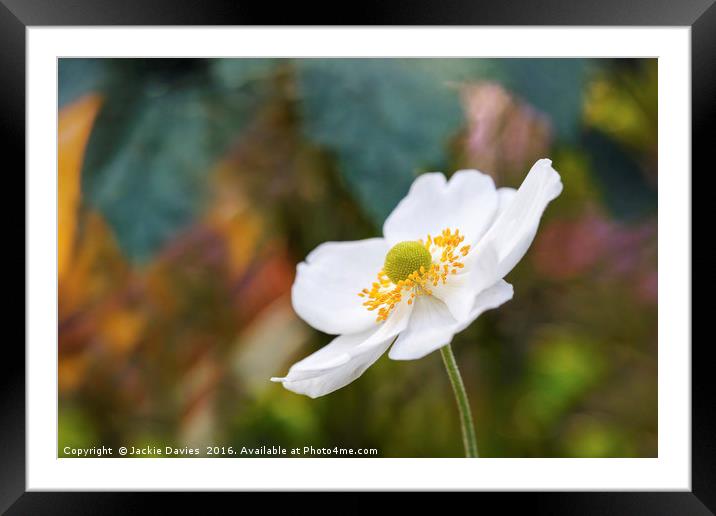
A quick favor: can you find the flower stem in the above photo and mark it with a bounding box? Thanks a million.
[440,344,479,458]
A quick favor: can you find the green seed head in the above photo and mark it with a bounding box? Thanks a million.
[383,241,432,283]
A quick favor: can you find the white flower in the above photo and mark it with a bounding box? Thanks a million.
[272,159,562,398]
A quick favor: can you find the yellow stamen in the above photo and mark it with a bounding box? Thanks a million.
[358,228,471,322]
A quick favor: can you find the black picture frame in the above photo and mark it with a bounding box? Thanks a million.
[4,0,709,512]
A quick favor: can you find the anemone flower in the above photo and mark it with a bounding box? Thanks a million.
[272,158,562,457]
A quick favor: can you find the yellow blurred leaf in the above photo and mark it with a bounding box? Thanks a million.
[58,94,103,282]
[583,61,657,156]
[205,160,264,279]
[58,353,89,394]
[58,210,128,321]
[99,308,146,355]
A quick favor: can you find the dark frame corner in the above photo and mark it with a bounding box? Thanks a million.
[4,0,710,513]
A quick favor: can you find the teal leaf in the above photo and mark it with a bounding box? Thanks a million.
[82,89,211,262]
[80,60,274,262]
[498,59,590,142]
[210,58,280,88]
[58,58,109,108]
[296,59,464,226]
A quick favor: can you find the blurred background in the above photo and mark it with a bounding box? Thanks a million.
[58,58,657,458]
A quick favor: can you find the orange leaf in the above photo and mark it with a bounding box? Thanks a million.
[58,94,103,282]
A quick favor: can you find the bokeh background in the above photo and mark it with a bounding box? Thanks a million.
[58,58,657,458]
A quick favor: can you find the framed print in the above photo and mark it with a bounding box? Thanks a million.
[4,0,710,512]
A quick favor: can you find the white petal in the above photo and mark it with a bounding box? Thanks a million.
[382,170,499,246]
[271,332,393,398]
[455,280,514,333]
[480,159,562,280]
[430,273,477,322]
[496,187,517,217]
[389,280,513,361]
[271,296,413,398]
[462,242,503,310]
[271,301,412,398]
[442,240,501,318]
[355,298,413,351]
[291,238,387,335]
[389,295,457,360]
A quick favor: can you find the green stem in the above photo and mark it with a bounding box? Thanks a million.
[440,344,479,458]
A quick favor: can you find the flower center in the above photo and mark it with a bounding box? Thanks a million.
[359,228,471,322]
[383,241,433,283]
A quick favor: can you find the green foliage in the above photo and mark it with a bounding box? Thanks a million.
[296,59,464,225]
[58,406,97,455]
[583,129,657,220]
[521,330,605,429]
[229,391,323,451]
[562,416,634,457]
